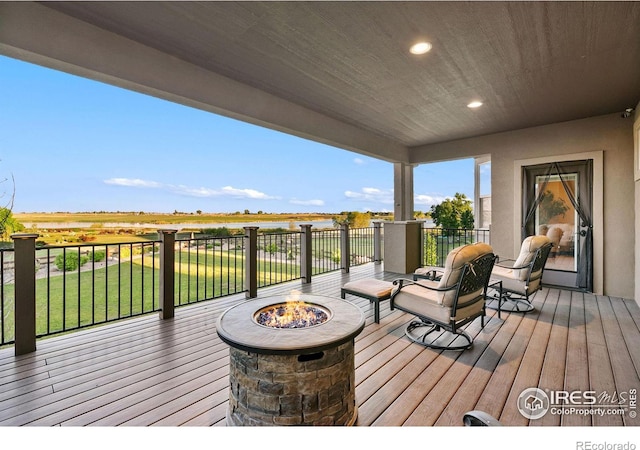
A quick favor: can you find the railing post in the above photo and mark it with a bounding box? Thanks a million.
[300,224,313,283]
[373,222,382,264]
[11,233,39,355]
[158,229,177,320]
[340,223,350,273]
[244,227,259,298]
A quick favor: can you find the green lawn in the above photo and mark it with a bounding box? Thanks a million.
[0,238,370,345]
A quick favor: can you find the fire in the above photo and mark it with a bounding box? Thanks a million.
[255,291,329,328]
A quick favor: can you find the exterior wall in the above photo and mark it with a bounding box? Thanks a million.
[410,113,635,300]
[634,101,640,306]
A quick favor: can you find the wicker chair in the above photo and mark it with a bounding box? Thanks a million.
[390,243,496,351]
[487,235,552,314]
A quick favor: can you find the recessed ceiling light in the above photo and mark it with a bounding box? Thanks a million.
[410,42,432,55]
[467,101,483,108]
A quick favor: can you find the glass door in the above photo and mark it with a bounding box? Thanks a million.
[534,173,578,272]
[522,160,593,291]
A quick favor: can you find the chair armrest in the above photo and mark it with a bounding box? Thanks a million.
[413,268,443,281]
[393,278,456,293]
[494,258,530,270]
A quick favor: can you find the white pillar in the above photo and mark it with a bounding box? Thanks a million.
[393,162,414,221]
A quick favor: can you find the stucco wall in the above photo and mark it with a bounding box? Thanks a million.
[634,101,640,305]
[410,113,635,299]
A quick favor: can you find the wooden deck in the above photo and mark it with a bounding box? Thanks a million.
[1,263,639,427]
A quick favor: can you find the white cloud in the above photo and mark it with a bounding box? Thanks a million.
[344,187,394,204]
[104,178,277,200]
[414,194,448,207]
[104,178,162,188]
[353,158,365,165]
[220,186,278,199]
[290,198,325,206]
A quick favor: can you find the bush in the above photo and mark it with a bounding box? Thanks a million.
[424,233,438,266]
[90,250,106,262]
[202,227,234,237]
[55,252,89,271]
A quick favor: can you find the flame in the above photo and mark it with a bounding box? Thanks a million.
[257,290,328,328]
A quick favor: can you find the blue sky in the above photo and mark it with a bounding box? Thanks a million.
[0,55,484,214]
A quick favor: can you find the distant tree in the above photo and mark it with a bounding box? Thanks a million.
[196,210,202,215]
[461,209,475,229]
[202,227,233,237]
[0,207,23,241]
[0,168,17,241]
[332,211,371,228]
[430,193,474,230]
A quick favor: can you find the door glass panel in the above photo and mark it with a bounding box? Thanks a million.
[534,174,578,272]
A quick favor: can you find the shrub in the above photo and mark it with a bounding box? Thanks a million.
[424,233,438,266]
[202,227,233,237]
[90,250,106,262]
[55,252,89,271]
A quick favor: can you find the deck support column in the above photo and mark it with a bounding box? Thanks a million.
[244,227,258,298]
[340,223,350,273]
[158,229,177,320]
[393,162,414,221]
[12,233,39,355]
[373,221,382,265]
[300,224,313,283]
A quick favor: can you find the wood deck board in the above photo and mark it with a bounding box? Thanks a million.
[597,297,640,426]
[531,288,571,427]
[498,288,557,425]
[0,263,638,427]
[472,290,546,420]
[562,291,592,426]
[583,293,623,426]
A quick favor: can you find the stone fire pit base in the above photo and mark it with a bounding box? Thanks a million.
[217,295,365,426]
[227,340,357,426]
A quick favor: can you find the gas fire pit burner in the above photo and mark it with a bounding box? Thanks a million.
[254,301,330,329]
[216,293,365,426]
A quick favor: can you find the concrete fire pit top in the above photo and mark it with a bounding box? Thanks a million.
[216,294,365,355]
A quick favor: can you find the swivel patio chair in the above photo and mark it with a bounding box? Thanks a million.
[487,235,552,314]
[390,242,496,351]
[463,410,502,426]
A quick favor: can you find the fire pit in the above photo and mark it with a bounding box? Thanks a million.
[216,293,365,426]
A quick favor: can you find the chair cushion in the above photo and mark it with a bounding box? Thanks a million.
[342,279,393,299]
[438,242,493,306]
[392,281,485,324]
[512,235,551,280]
[491,265,527,293]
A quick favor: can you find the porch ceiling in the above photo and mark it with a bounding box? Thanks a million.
[2,1,640,162]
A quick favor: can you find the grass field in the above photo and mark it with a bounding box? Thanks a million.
[0,246,308,344]
[13,211,395,246]
[15,211,343,224]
